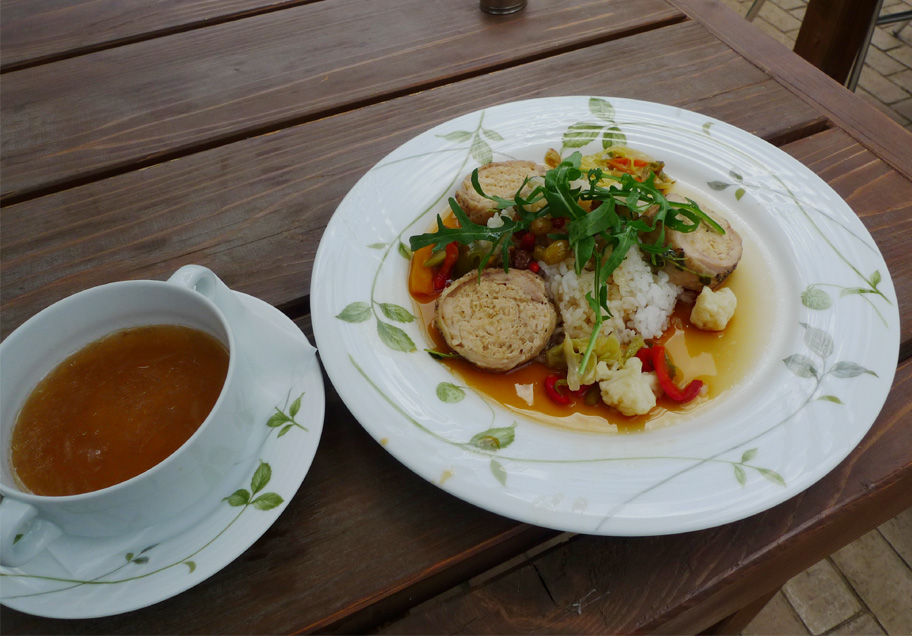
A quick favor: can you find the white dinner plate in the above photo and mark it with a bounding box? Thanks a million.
[311,96,898,536]
[0,291,324,618]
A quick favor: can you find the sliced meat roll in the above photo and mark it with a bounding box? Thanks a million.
[654,195,743,291]
[436,268,557,372]
[454,161,547,225]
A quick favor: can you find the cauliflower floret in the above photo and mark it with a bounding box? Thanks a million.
[690,286,737,331]
[597,357,657,417]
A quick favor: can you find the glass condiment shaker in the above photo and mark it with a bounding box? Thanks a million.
[480,0,526,15]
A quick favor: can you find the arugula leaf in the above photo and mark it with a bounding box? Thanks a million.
[408,198,516,253]
[544,153,588,220]
[667,198,725,233]
[407,149,728,376]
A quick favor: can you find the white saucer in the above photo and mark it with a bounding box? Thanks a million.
[0,291,325,619]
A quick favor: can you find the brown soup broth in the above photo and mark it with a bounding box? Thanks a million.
[10,324,229,496]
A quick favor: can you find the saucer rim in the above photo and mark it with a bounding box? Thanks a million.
[0,290,325,619]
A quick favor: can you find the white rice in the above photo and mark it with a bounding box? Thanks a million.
[539,247,681,344]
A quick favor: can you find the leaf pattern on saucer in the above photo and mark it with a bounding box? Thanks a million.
[0,390,300,599]
[267,391,308,437]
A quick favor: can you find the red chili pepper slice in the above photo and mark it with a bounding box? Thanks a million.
[635,347,654,371]
[432,242,460,290]
[528,260,540,273]
[633,159,648,168]
[651,345,703,403]
[544,374,572,405]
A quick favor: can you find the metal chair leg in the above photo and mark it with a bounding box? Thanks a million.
[745,0,765,21]
[846,0,885,91]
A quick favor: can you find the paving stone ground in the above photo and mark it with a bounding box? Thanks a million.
[720,0,912,130]
[741,507,912,636]
[717,1,912,635]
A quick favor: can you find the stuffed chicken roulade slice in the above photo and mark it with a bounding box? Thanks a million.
[454,160,548,225]
[436,268,557,372]
[650,194,743,291]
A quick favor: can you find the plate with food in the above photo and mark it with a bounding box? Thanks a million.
[310,96,898,535]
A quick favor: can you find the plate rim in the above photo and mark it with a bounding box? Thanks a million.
[311,95,900,536]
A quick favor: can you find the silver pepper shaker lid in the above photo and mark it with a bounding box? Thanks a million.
[480,0,526,15]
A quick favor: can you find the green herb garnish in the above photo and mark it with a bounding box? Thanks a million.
[409,152,724,374]
[425,348,460,360]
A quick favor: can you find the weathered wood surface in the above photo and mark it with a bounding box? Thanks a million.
[377,357,912,635]
[668,0,912,181]
[0,316,553,635]
[0,0,313,71]
[2,0,910,636]
[0,0,683,202]
[0,20,824,338]
[3,127,909,635]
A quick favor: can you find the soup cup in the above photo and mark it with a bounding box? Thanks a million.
[0,266,276,567]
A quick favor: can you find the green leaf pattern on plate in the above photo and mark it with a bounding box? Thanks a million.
[707,169,749,201]
[561,99,627,152]
[469,424,516,451]
[338,298,418,352]
[436,382,465,403]
[801,285,832,310]
[337,97,895,519]
[336,302,371,323]
[781,324,878,420]
[490,460,508,486]
[702,114,889,322]
[377,319,416,352]
[379,303,416,323]
[800,271,889,324]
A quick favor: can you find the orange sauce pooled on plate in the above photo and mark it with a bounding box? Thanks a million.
[410,246,765,434]
[10,325,229,496]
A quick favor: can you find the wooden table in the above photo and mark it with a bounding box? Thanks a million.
[2,0,910,634]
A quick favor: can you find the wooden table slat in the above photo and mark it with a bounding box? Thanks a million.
[668,0,912,181]
[0,0,684,202]
[377,358,912,635]
[1,20,826,338]
[0,0,315,71]
[2,1,911,635]
[3,128,909,635]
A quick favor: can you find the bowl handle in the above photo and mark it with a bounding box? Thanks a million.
[0,498,63,567]
[167,264,248,321]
